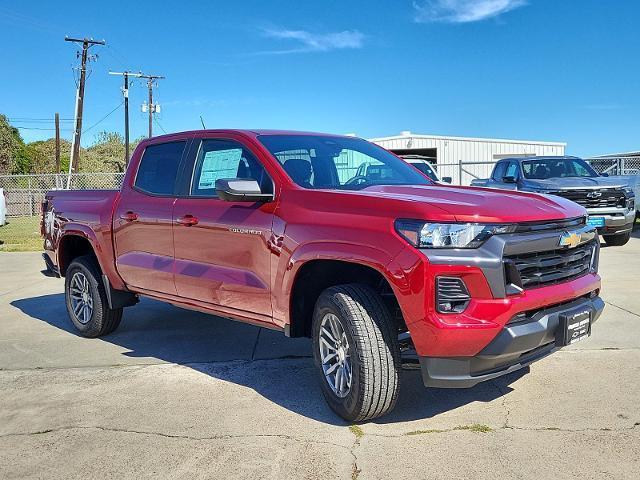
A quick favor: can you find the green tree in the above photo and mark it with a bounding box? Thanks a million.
[84,131,126,172]
[28,138,72,173]
[0,114,25,174]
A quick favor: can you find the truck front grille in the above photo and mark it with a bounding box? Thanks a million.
[549,188,625,209]
[504,241,596,289]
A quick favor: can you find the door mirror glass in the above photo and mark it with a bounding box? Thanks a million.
[215,178,273,202]
[502,175,517,184]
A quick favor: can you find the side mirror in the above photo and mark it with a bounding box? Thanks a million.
[601,172,609,177]
[502,175,517,184]
[215,178,273,203]
[442,176,452,184]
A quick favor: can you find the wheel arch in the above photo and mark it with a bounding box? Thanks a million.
[57,230,100,276]
[286,257,405,338]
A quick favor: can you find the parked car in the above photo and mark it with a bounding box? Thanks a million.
[399,155,452,183]
[0,188,7,227]
[471,156,636,246]
[42,130,604,421]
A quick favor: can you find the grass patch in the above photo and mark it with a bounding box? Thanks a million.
[454,424,493,433]
[405,429,446,436]
[349,425,364,441]
[0,216,43,252]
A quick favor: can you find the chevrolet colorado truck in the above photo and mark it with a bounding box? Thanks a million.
[41,130,604,421]
[471,156,637,246]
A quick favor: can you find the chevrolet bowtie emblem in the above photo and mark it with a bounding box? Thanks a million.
[559,231,581,248]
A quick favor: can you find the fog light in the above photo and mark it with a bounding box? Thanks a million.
[436,277,470,314]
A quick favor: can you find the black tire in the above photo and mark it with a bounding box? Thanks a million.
[64,255,123,337]
[603,232,631,247]
[312,284,401,422]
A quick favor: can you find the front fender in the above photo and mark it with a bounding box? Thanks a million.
[272,240,409,327]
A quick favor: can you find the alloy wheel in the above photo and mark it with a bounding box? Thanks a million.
[69,271,94,325]
[319,313,352,398]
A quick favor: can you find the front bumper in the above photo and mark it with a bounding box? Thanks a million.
[419,294,605,388]
[587,207,635,235]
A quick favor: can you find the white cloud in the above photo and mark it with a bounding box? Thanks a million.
[259,28,365,54]
[413,0,527,23]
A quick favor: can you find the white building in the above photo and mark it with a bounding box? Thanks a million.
[370,131,566,185]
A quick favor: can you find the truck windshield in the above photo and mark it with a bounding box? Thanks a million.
[522,158,599,179]
[410,162,439,181]
[258,135,431,190]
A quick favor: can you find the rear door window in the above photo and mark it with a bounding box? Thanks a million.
[135,141,187,195]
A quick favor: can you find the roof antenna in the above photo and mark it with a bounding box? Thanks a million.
[199,115,206,129]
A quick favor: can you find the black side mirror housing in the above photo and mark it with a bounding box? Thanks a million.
[502,175,517,184]
[442,176,452,184]
[601,172,609,177]
[215,178,273,202]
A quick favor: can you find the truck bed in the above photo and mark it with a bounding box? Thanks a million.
[42,189,120,274]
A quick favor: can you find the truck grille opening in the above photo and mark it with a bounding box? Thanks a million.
[548,188,626,209]
[504,241,597,289]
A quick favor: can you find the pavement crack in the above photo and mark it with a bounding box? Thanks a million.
[0,356,314,374]
[369,422,640,438]
[348,425,364,480]
[604,300,640,319]
[0,425,352,451]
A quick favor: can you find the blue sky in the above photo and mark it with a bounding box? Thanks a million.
[1,0,638,156]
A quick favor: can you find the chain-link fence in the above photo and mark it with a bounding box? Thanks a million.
[586,157,640,176]
[0,173,124,216]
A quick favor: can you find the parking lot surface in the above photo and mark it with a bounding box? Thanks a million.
[1,232,639,479]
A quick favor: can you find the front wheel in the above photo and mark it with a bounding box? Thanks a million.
[603,232,631,247]
[65,255,123,337]
[312,284,401,422]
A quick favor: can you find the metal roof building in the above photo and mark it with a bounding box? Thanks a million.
[370,131,566,185]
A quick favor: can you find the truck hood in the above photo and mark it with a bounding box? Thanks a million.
[359,184,585,223]
[522,176,633,190]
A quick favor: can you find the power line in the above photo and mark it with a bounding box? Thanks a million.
[82,102,124,135]
[8,117,74,122]
[14,126,73,131]
[153,116,167,135]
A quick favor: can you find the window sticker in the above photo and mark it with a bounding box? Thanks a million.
[198,148,243,189]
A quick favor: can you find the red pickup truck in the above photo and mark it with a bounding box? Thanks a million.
[42,130,604,421]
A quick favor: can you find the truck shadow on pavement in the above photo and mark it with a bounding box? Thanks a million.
[12,293,527,425]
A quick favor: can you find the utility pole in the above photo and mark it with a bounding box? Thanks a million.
[139,74,165,138]
[54,113,61,172]
[109,71,143,165]
[64,36,105,174]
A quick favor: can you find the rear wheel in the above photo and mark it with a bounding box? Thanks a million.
[312,284,401,422]
[603,232,631,247]
[65,255,123,337]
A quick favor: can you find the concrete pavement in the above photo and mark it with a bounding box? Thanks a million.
[1,232,639,479]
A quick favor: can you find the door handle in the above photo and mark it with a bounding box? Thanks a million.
[176,215,199,227]
[120,211,138,222]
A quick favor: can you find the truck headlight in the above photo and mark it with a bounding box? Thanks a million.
[395,220,516,249]
[623,187,636,210]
